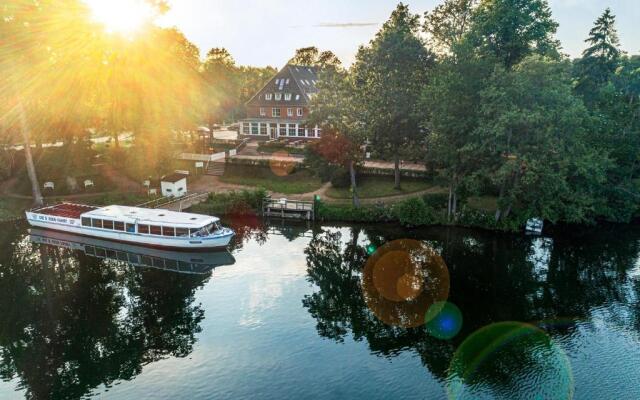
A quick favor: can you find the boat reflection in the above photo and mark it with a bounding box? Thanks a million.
[29,228,236,274]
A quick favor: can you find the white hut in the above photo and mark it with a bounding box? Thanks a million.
[160,173,188,198]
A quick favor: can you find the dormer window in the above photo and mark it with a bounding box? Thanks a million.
[265,93,273,100]
[275,79,280,85]
[259,107,266,116]
[285,78,290,84]
[296,94,300,100]
[284,93,291,101]
[297,108,303,116]
[275,93,282,101]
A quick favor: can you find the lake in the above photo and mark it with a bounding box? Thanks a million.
[0,218,639,399]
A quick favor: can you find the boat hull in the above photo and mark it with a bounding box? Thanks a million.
[26,215,233,251]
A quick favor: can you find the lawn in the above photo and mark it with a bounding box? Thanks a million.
[326,176,440,199]
[220,165,323,194]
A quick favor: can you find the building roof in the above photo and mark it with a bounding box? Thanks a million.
[82,205,218,228]
[161,173,188,184]
[246,64,319,108]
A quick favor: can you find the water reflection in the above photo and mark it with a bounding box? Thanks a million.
[0,224,233,400]
[303,225,640,397]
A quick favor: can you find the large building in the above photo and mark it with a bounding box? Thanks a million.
[240,64,322,140]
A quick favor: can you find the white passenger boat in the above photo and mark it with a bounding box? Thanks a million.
[29,228,236,274]
[25,203,234,250]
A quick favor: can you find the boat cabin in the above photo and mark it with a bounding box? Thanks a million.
[80,205,222,238]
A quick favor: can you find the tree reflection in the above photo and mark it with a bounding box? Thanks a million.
[302,224,640,387]
[0,228,210,400]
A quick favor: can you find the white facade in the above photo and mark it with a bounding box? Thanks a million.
[161,177,187,198]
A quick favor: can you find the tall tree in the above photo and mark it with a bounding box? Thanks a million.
[423,0,479,56]
[474,56,607,224]
[289,46,342,69]
[470,0,560,68]
[310,68,364,207]
[353,3,433,189]
[574,8,623,101]
[202,48,241,134]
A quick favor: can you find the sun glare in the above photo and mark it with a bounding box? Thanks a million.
[85,0,155,35]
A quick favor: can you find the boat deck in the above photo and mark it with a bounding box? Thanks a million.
[33,203,99,219]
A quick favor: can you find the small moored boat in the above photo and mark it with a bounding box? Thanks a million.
[25,203,234,250]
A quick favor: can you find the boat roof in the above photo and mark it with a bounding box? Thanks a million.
[82,205,218,227]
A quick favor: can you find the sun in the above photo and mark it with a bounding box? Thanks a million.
[85,0,155,35]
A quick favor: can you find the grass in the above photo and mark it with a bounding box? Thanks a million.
[220,164,323,194]
[326,176,441,199]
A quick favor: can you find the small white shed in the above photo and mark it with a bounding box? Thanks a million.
[160,173,188,198]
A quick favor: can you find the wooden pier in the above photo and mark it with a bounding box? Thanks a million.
[262,198,315,221]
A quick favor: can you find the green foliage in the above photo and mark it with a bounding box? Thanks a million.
[257,142,305,155]
[190,189,267,216]
[330,170,351,188]
[220,165,323,194]
[392,197,435,227]
[470,0,560,68]
[423,192,450,210]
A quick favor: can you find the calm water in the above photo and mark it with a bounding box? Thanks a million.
[1,218,639,399]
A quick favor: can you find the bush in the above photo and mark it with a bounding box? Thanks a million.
[317,202,395,223]
[190,189,267,216]
[422,192,450,210]
[330,169,351,188]
[392,197,435,227]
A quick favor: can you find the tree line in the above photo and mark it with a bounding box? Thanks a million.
[310,0,639,226]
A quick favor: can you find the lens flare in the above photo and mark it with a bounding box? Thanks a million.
[85,0,155,35]
[447,321,574,400]
[425,301,462,340]
[362,239,449,328]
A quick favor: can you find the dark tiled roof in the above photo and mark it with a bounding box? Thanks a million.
[246,64,319,108]
[161,173,188,183]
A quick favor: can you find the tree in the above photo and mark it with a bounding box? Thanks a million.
[289,46,342,69]
[470,0,560,68]
[310,68,364,207]
[353,3,433,189]
[474,56,607,224]
[201,48,241,134]
[574,8,623,102]
[421,44,494,220]
[423,0,479,56]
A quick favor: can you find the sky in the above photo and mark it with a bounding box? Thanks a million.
[156,0,640,67]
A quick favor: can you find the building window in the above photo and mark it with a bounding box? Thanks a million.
[272,108,281,117]
[260,123,268,135]
[297,108,303,116]
[298,126,306,137]
[284,93,291,101]
[279,124,287,137]
[275,79,280,85]
[265,93,272,100]
[275,93,282,101]
[288,123,296,136]
[251,123,259,135]
[259,107,266,116]
[287,108,293,117]
[243,122,250,134]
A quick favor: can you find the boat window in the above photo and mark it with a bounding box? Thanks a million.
[162,227,175,237]
[92,219,102,228]
[138,225,149,234]
[82,218,91,227]
[150,225,162,235]
[176,228,189,237]
[114,221,125,231]
[103,220,114,230]
[126,223,136,233]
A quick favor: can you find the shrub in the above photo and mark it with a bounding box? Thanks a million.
[422,192,450,210]
[330,169,351,188]
[316,202,394,223]
[191,189,267,216]
[392,197,435,227]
